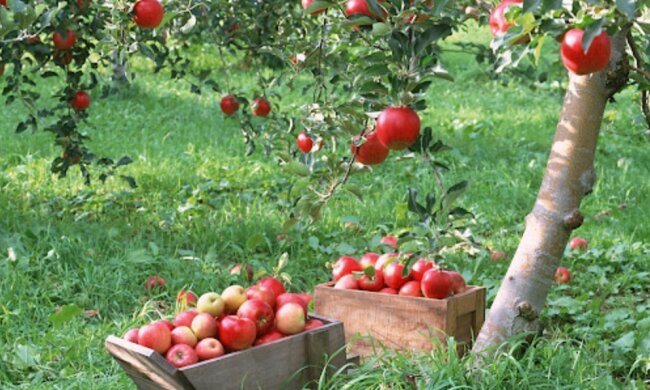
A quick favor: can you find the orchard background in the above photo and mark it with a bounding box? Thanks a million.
[1,0,649,388]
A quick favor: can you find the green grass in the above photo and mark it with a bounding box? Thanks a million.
[1,24,649,388]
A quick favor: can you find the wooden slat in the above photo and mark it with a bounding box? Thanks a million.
[105,336,194,390]
[314,283,486,358]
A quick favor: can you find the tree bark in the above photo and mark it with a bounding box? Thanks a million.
[471,32,628,354]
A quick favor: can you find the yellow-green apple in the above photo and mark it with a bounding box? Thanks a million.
[195,338,225,360]
[174,310,198,328]
[170,326,198,347]
[165,344,198,368]
[237,299,275,336]
[138,322,171,354]
[275,302,306,335]
[197,292,225,317]
[222,285,247,313]
[218,315,257,351]
[123,328,139,343]
[191,312,219,340]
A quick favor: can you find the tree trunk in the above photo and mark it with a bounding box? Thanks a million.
[471,32,628,354]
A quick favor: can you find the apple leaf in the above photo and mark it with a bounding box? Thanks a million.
[582,19,605,53]
[615,0,636,20]
[49,304,83,328]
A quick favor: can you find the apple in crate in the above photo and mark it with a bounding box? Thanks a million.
[304,318,324,331]
[195,338,225,360]
[246,285,276,309]
[155,319,174,331]
[275,303,306,335]
[138,322,171,354]
[254,330,285,346]
[445,271,467,294]
[171,326,198,347]
[219,315,257,351]
[334,274,358,290]
[222,285,247,313]
[276,293,308,315]
[191,312,219,340]
[166,344,199,368]
[197,292,225,317]
[123,328,139,343]
[237,299,275,336]
[174,310,198,328]
[257,277,286,299]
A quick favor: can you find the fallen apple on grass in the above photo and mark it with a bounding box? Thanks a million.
[554,266,571,284]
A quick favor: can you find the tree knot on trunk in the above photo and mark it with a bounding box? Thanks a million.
[563,209,584,230]
[516,302,538,322]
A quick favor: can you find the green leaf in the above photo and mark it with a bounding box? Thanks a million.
[582,19,606,53]
[306,1,332,14]
[346,184,363,202]
[283,161,310,177]
[371,22,391,36]
[615,0,636,20]
[49,304,83,328]
[612,331,635,352]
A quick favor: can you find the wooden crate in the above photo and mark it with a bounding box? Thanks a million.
[314,283,486,357]
[106,314,347,390]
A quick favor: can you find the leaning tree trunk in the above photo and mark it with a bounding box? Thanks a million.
[471,32,629,354]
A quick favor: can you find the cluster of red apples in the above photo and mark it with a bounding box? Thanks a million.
[490,0,611,76]
[126,276,320,368]
[331,253,467,299]
[220,96,272,118]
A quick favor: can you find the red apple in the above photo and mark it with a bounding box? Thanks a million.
[302,0,326,15]
[297,131,314,153]
[351,131,389,165]
[445,271,467,294]
[246,285,276,309]
[165,344,198,368]
[489,0,522,37]
[191,312,219,340]
[554,266,571,284]
[144,275,165,290]
[222,285,247,313]
[254,330,285,346]
[569,237,588,251]
[490,251,508,261]
[380,287,398,295]
[52,30,77,50]
[257,277,286,299]
[334,274,358,289]
[297,292,312,305]
[421,269,453,299]
[358,271,384,292]
[219,315,257,351]
[123,328,139,343]
[380,235,398,249]
[304,318,324,331]
[383,262,412,290]
[399,281,422,297]
[70,91,90,111]
[220,95,240,116]
[359,252,380,269]
[133,0,164,29]
[237,299,275,336]
[230,263,254,281]
[276,293,308,315]
[345,0,385,19]
[332,256,362,281]
[138,322,171,354]
[155,319,174,332]
[174,310,198,328]
[170,326,198,347]
[375,107,421,150]
[251,97,271,117]
[409,258,434,282]
[275,303,306,335]
[561,29,611,75]
[176,290,198,307]
[374,253,398,274]
[195,337,225,360]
